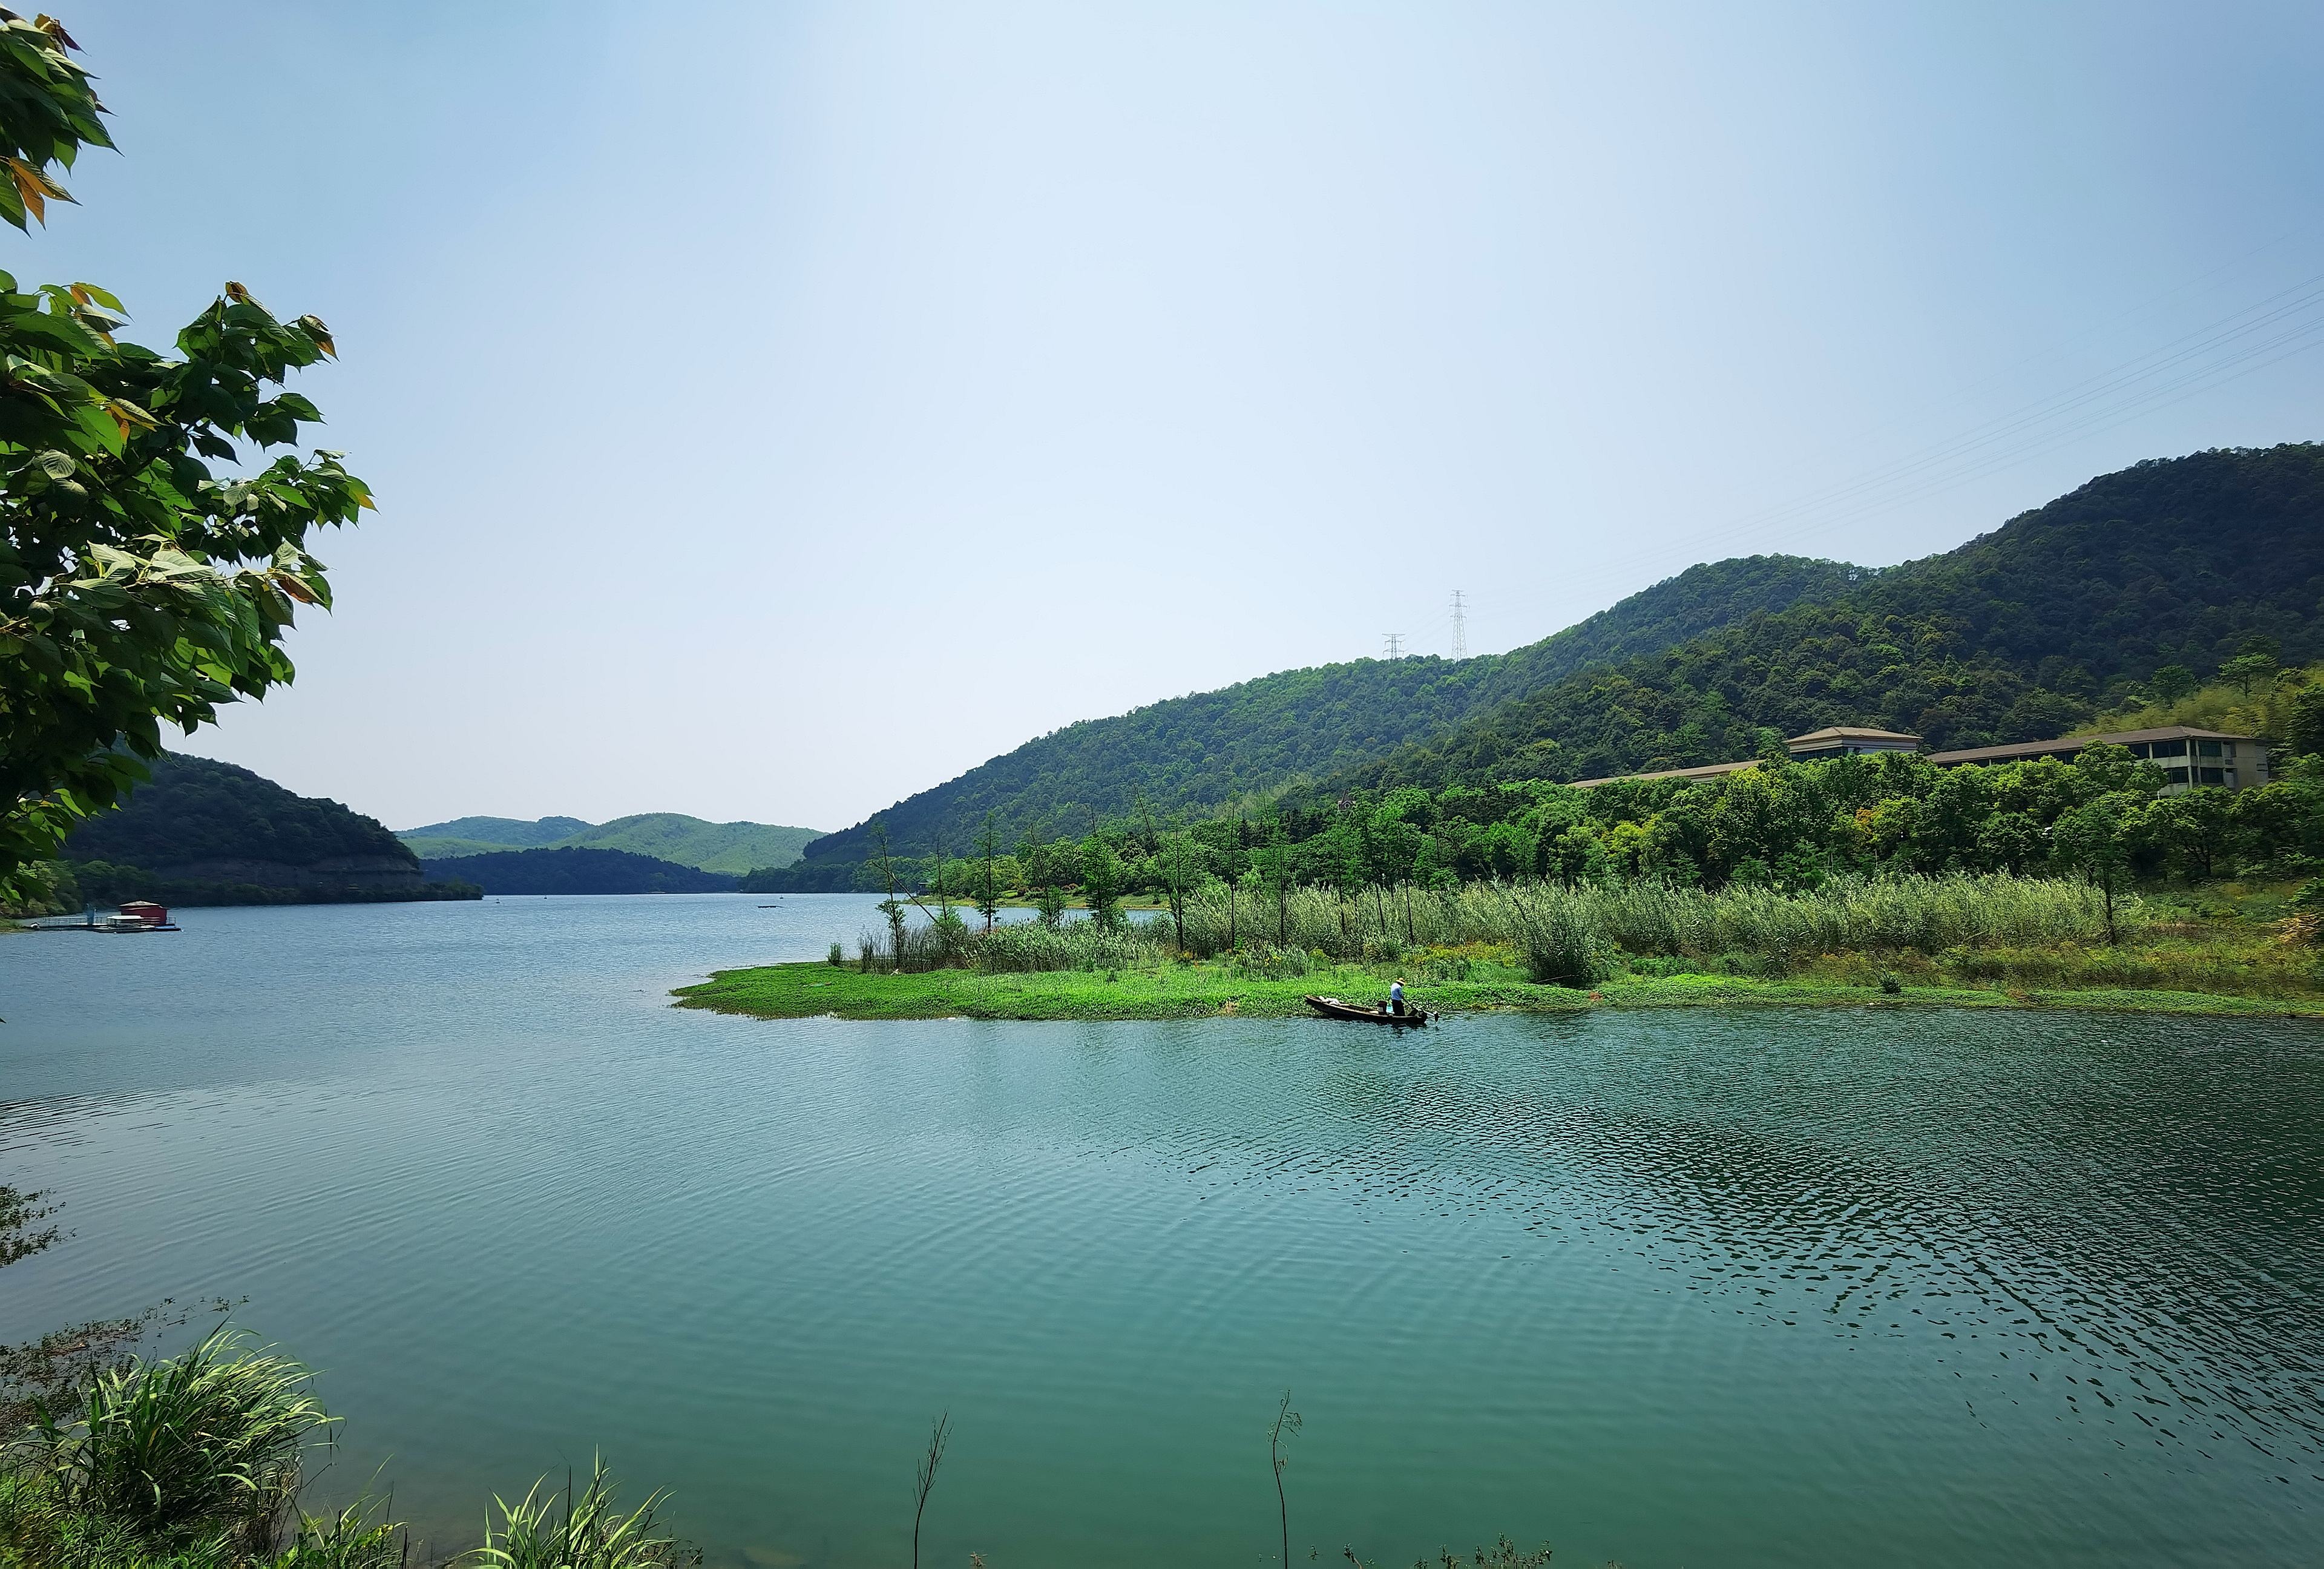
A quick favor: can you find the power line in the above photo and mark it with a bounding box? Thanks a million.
[1382,633,1404,660]
[1450,590,1467,659]
[1557,260,2324,600]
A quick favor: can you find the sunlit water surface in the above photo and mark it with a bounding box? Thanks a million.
[2,894,2320,1567]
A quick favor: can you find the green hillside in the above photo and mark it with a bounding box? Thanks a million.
[772,554,1859,886]
[1322,444,2324,795]
[399,814,824,874]
[555,815,823,875]
[397,815,591,848]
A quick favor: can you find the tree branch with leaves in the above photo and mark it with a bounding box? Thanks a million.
[0,11,373,902]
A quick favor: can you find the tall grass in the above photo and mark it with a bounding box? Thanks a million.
[971,919,1155,974]
[1494,886,1609,987]
[907,874,2122,984]
[23,1326,330,1561]
[947,874,2120,974]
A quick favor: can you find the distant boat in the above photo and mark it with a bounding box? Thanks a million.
[1304,994,1428,1026]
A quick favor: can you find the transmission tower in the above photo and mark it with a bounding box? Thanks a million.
[1382,633,1404,660]
[1450,590,1467,659]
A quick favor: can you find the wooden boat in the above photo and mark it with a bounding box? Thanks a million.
[1303,994,1428,1026]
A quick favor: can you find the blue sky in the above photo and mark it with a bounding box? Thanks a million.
[17,1,2324,831]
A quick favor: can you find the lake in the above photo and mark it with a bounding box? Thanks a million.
[2,893,2320,1567]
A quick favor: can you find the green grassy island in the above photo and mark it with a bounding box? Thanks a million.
[678,870,2324,1024]
[676,956,2320,1022]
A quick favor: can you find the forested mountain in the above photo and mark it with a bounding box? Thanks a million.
[70,754,415,874]
[1324,444,2324,796]
[421,846,738,895]
[771,554,1859,886]
[399,813,822,873]
[61,754,479,906]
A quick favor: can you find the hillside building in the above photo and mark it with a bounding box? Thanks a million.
[1571,723,2266,792]
[1925,726,2265,792]
[1782,726,1923,760]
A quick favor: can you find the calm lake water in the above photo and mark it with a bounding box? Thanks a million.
[2,893,2320,1567]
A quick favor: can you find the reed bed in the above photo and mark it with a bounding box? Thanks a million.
[946,874,2124,981]
[972,919,1155,975]
[1170,875,2115,962]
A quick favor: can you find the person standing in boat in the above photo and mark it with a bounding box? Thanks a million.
[1390,977,1407,1015]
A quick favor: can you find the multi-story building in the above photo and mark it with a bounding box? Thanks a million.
[1571,724,2267,792]
[1923,726,2266,792]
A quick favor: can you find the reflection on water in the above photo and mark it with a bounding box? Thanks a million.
[1,895,2320,1567]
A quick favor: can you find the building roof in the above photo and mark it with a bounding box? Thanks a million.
[1569,758,1762,789]
[1785,726,1922,748]
[1926,724,2259,767]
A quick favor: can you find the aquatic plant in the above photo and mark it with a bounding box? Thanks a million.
[271,1498,405,1569]
[465,1456,684,1569]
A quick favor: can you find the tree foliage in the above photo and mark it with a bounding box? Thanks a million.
[64,751,410,870]
[0,13,372,901]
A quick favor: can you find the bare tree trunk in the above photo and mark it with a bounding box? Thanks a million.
[912,1412,951,1569]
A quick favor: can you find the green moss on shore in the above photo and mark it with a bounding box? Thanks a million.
[673,961,2322,1023]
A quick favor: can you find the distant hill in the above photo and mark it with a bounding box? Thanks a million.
[64,754,481,907]
[554,815,822,875]
[769,553,1859,887]
[399,815,590,848]
[421,846,739,895]
[398,813,822,874]
[1319,444,2324,795]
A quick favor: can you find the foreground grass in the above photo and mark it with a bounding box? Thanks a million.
[0,1329,1563,1569]
[674,958,2323,1022]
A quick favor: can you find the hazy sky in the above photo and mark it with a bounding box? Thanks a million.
[18,2,2324,832]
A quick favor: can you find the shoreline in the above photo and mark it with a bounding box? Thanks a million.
[672,961,2324,1022]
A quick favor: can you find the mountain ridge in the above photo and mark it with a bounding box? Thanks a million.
[398,814,824,874]
[773,553,1862,886]
[769,443,2324,889]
